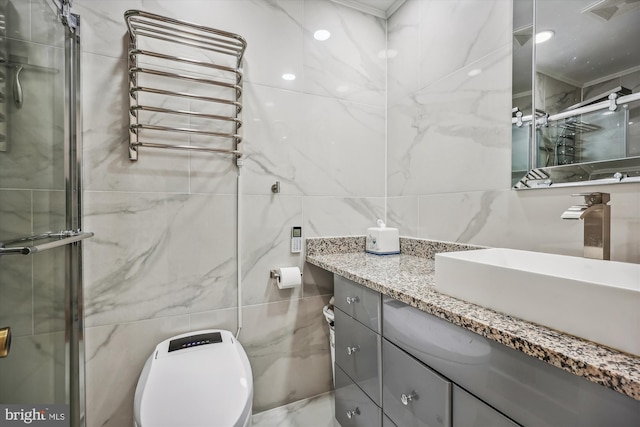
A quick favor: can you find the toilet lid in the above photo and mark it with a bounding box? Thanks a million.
[137,330,252,427]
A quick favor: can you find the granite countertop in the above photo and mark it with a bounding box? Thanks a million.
[305,236,640,402]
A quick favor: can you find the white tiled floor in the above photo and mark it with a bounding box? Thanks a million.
[252,392,339,427]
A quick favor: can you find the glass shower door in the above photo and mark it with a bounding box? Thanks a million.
[0,0,85,425]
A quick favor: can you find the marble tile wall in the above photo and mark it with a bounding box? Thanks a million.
[386,0,640,263]
[75,0,385,425]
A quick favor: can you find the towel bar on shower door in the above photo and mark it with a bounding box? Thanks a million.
[0,230,94,255]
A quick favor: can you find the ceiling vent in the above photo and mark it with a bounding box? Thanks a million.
[582,0,640,22]
[513,24,533,47]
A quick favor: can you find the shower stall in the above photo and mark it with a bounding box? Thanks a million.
[0,1,87,426]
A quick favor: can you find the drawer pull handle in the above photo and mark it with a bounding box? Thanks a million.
[401,391,418,405]
[346,407,360,419]
[347,345,360,355]
[346,296,360,305]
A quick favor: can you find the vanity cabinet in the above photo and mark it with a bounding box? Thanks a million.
[335,308,381,405]
[333,274,640,427]
[334,274,382,426]
[383,296,640,427]
[382,339,451,427]
[335,365,382,427]
[452,386,518,427]
[334,274,381,332]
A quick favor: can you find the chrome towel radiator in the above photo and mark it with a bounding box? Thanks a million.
[124,10,247,161]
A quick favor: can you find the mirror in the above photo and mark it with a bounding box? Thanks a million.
[512,0,640,189]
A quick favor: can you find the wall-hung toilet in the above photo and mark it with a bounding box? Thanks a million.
[134,329,253,427]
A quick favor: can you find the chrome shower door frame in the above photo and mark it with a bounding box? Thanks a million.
[61,5,85,427]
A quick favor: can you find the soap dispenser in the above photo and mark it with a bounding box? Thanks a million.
[366,219,400,255]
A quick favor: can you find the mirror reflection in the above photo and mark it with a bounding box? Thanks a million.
[512,0,640,189]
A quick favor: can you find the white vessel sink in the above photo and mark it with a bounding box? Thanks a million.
[435,248,640,356]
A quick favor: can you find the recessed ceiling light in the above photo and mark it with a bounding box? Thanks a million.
[535,30,554,44]
[282,73,296,81]
[467,68,482,77]
[314,29,331,41]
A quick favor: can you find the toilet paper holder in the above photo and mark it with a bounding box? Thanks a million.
[270,269,302,279]
[270,267,303,289]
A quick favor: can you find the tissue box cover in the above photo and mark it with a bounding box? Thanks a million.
[366,227,400,255]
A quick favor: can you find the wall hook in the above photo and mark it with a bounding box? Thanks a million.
[271,181,280,193]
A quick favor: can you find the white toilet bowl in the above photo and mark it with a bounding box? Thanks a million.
[134,329,253,427]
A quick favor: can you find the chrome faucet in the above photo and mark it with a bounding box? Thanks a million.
[561,192,610,260]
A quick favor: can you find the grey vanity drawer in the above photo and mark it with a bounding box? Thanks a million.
[335,365,382,427]
[383,296,640,427]
[334,274,381,333]
[383,339,452,427]
[335,307,382,405]
[452,386,519,427]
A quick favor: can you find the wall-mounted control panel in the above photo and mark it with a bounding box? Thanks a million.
[291,226,302,253]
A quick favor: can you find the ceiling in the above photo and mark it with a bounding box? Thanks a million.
[329,0,407,18]
[513,0,640,94]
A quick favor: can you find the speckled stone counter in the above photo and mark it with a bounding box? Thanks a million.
[305,236,640,401]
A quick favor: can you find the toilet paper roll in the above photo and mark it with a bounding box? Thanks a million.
[276,267,302,289]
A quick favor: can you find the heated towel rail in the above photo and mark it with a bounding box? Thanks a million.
[124,10,247,161]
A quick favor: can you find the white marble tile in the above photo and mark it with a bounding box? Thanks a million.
[84,315,191,427]
[0,189,32,241]
[303,196,385,237]
[386,196,419,237]
[242,84,385,199]
[508,184,640,262]
[4,0,31,42]
[241,195,304,305]
[188,306,238,332]
[241,83,306,196]
[303,0,386,106]
[0,254,32,337]
[504,188,585,256]
[0,332,66,404]
[31,0,66,47]
[0,191,33,337]
[536,73,580,114]
[418,0,511,89]
[74,0,142,59]
[33,246,66,334]
[418,185,640,263]
[32,190,66,236]
[141,0,305,91]
[83,192,238,327]
[82,52,191,193]
[300,95,386,197]
[241,295,333,412]
[387,45,512,196]
[302,262,334,299]
[387,0,420,105]
[0,40,65,190]
[253,392,338,427]
[417,190,510,247]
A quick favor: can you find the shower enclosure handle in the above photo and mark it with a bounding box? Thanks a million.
[0,326,11,358]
